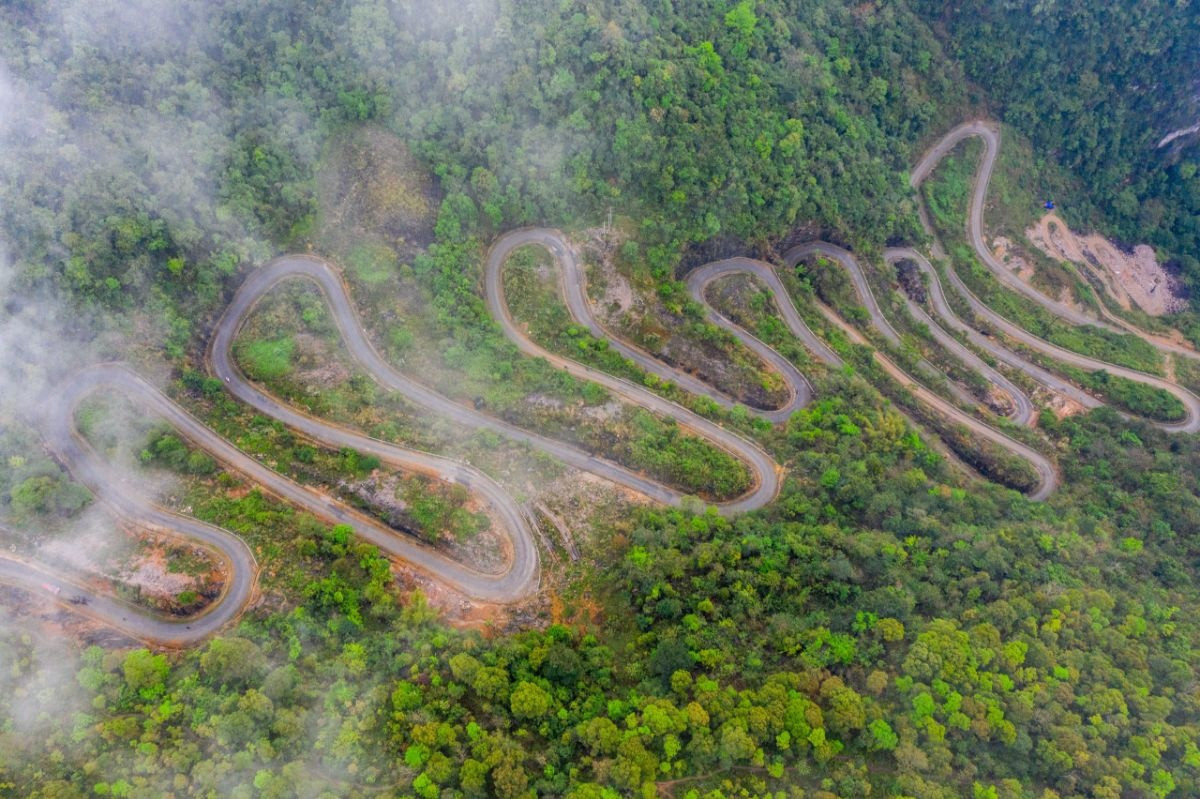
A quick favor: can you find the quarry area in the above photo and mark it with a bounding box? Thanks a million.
[1026,212,1187,316]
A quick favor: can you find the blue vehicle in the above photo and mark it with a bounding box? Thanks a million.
[1044,200,1055,210]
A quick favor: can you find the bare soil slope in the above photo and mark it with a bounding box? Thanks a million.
[1027,212,1186,315]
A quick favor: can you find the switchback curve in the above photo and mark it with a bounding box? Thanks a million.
[786,242,990,411]
[41,363,541,637]
[479,233,782,510]
[485,229,808,423]
[911,121,1200,363]
[34,365,258,646]
[218,255,780,513]
[685,251,1058,500]
[22,120,1200,644]
[911,122,1200,434]
[886,252,1036,426]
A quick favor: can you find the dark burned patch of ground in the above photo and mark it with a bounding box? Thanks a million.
[1162,258,1192,305]
[675,234,761,279]
[676,226,857,280]
[775,225,856,262]
[316,125,440,257]
[895,258,927,303]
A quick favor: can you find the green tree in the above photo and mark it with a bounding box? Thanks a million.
[509,681,553,721]
[122,649,169,701]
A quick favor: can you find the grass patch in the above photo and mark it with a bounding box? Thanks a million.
[236,336,296,380]
[400,478,490,543]
[347,241,398,285]
[1058,366,1187,423]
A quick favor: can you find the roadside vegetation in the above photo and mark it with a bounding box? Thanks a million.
[233,281,752,503]
[798,253,1005,415]
[0,429,92,527]
[1059,368,1187,424]
[922,140,1165,375]
[576,237,794,410]
[144,416,490,549]
[3,1,1200,797]
[706,272,1041,495]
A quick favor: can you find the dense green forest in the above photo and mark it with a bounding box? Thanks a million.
[0,0,970,324]
[2,1,1200,797]
[913,0,1200,284]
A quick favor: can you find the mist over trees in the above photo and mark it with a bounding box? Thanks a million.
[0,0,975,325]
[1,1,1200,798]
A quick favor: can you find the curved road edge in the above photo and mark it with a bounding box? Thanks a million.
[45,364,540,616]
[475,236,782,511]
[910,124,1200,434]
[486,229,807,423]
[683,250,1057,500]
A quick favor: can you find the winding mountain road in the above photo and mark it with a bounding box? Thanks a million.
[886,247,1098,417]
[911,122,1119,333]
[13,119,1200,645]
[887,255,1036,426]
[684,253,1033,427]
[225,255,781,514]
[485,229,809,423]
[479,233,784,508]
[0,544,232,647]
[29,365,258,646]
[911,122,1200,434]
[810,292,1059,500]
[14,248,792,642]
[914,121,1200,363]
[36,362,541,638]
[785,242,981,410]
[684,247,1058,499]
[685,256,842,370]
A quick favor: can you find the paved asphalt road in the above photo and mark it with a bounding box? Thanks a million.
[685,245,1059,500]
[12,121,1200,643]
[486,229,808,423]
[481,230,782,511]
[910,120,1200,364]
[909,123,1200,434]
